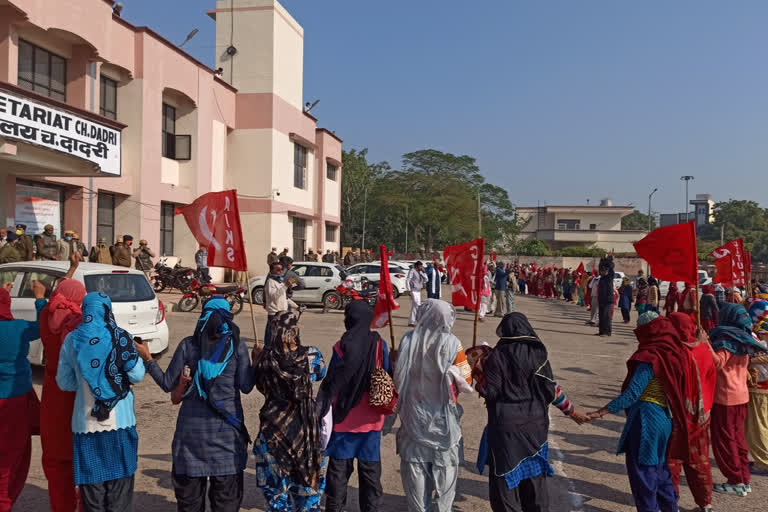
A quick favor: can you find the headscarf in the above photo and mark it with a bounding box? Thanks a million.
[647,277,658,287]
[749,299,768,334]
[69,292,139,421]
[665,282,679,307]
[254,312,322,489]
[709,303,767,356]
[624,313,701,463]
[668,313,716,415]
[316,300,379,423]
[394,299,462,452]
[0,288,13,321]
[496,312,539,340]
[46,280,86,341]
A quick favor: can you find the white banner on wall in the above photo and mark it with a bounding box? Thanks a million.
[15,183,62,237]
[0,89,121,176]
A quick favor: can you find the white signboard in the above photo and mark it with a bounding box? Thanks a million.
[15,183,62,237]
[0,89,121,175]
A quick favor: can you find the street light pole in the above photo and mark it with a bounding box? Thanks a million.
[361,186,367,252]
[647,187,658,276]
[680,175,695,223]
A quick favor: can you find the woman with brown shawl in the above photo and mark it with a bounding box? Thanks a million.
[253,312,326,511]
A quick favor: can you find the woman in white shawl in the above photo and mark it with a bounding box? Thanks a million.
[395,299,472,512]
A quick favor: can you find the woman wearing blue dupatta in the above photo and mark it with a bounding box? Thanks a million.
[136,297,255,512]
[56,292,145,512]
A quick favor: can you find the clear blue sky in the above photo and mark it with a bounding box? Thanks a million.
[123,0,767,214]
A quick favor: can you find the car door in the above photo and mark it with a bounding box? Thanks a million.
[14,269,64,365]
[287,264,310,301]
[303,265,334,302]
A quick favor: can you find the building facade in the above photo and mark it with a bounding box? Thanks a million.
[516,204,647,253]
[0,0,341,274]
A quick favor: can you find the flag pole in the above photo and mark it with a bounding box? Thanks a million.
[388,309,396,352]
[245,271,260,346]
[473,303,479,348]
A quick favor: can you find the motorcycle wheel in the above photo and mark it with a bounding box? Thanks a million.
[153,278,167,293]
[226,294,244,315]
[324,291,341,310]
[178,295,199,312]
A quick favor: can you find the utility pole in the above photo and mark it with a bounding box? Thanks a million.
[361,186,367,252]
[477,189,482,238]
[680,175,695,223]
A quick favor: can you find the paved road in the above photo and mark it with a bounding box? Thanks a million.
[17,291,767,511]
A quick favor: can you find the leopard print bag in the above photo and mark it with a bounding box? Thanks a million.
[368,340,398,414]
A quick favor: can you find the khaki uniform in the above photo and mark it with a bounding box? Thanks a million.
[37,232,58,260]
[16,235,34,261]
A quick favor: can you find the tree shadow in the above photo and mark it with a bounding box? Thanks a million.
[561,367,597,376]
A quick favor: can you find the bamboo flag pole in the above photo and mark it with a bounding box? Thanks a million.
[245,271,259,346]
[388,309,396,352]
[473,302,480,348]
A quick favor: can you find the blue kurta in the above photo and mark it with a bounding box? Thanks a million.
[0,299,46,399]
[607,362,672,466]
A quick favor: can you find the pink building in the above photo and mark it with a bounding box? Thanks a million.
[0,0,342,273]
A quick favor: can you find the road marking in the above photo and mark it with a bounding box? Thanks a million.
[549,412,585,511]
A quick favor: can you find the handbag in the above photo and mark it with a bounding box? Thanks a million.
[368,339,398,415]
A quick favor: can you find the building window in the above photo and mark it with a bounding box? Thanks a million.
[294,143,308,189]
[18,40,66,101]
[326,163,338,181]
[96,192,115,244]
[292,217,307,260]
[589,223,597,230]
[100,76,117,119]
[325,223,337,243]
[162,103,176,159]
[160,202,175,255]
[557,219,580,231]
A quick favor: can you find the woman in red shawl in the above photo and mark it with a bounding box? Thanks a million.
[588,311,702,512]
[39,257,84,512]
[667,313,716,512]
[678,282,697,317]
[664,283,679,316]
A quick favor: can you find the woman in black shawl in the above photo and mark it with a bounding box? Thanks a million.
[253,312,327,511]
[480,313,588,511]
[316,300,392,512]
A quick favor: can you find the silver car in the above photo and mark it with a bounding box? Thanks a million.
[249,262,346,309]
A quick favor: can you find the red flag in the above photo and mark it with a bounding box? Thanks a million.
[576,262,585,275]
[710,238,747,287]
[175,190,247,271]
[633,221,697,285]
[531,261,537,272]
[443,238,486,310]
[490,251,497,262]
[371,245,400,328]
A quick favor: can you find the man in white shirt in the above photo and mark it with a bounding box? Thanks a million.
[587,273,600,326]
[263,262,288,342]
[406,261,428,326]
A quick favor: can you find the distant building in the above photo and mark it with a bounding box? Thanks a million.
[659,193,714,229]
[516,200,646,253]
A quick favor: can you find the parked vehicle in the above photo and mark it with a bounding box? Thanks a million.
[337,276,379,309]
[152,260,195,293]
[0,261,170,365]
[613,271,627,289]
[249,262,346,309]
[178,279,246,315]
[345,262,408,298]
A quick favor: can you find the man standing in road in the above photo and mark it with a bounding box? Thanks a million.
[263,262,288,342]
[195,244,210,284]
[494,262,509,317]
[406,261,427,326]
[267,247,278,266]
[14,225,34,261]
[425,259,442,300]
[36,224,58,260]
[597,259,616,336]
[134,239,156,280]
[587,271,601,326]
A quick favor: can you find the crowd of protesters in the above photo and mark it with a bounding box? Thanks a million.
[4,247,768,512]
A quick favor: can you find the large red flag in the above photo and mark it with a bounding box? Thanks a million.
[371,245,400,328]
[175,190,247,271]
[710,238,747,287]
[576,262,585,275]
[633,221,697,285]
[443,238,486,310]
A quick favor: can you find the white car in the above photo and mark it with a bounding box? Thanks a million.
[249,262,346,308]
[345,262,408,298]
[613,271,627,289]
[0,261,170,365]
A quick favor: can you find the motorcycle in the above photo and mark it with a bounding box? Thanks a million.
[177,279,246,315]
[151,261,195,293]
[336,276,379,309]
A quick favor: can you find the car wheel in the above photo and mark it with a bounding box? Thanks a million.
[252,286,265,305]
[178,295,199,312]
[323,291,341,310]
[392,286,400,299]
[227,294,244,315]
[153,278,167,293]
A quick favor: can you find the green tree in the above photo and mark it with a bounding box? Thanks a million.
[340,149,389,248]
[621,210,655,231]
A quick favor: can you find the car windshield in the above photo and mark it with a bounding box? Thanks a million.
[84,274,156,302]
